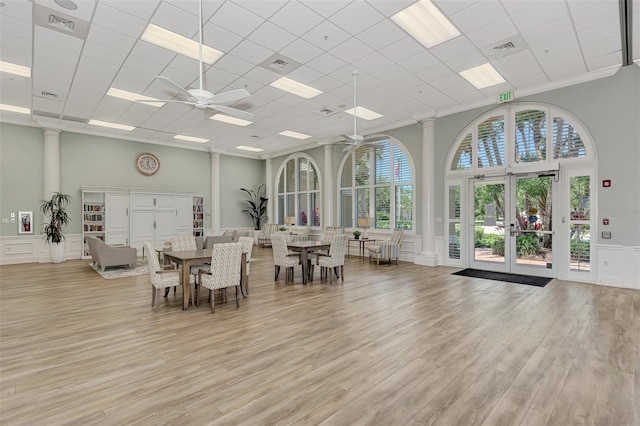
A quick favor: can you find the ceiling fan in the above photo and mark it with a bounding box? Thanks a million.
[137,0,254,120]
[340,70,387,152]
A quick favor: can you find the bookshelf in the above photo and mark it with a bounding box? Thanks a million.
[193,196,204,237]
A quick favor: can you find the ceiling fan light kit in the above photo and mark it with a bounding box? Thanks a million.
[341,70,387,152]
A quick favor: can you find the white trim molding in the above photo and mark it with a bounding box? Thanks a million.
[0,234,83,265]
[595,244,640,290]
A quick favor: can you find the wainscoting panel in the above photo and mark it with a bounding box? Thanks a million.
[595,244,640,290]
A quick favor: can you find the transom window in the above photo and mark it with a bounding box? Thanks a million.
[339,139,414,230]
[276,154,321,227]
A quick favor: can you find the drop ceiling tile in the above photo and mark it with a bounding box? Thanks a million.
[492,49,539,72]
[357,19,407,51]
[123,55,167,78]
[398,50,441,73]
[585,51,623,71]
[82,41,128,66]
[449,0,507,33]
[500,0,544,15]
[403,82,439,100]
[572,1,619,31]
[331,37,375,64]
[429,36,478,62]
[149,1,203,37]
[286,66,324,85]
[247,21,297,52]
[415,63,456,82]
[228,39,275,64]
[577,20,621,47]
[242,66,281,85]
[210,1,265,38]
[307,52,349,75]
[38,0,96,21]
[521,16,574,48]
[371,64,411,83]
[566,0,604,14]
[116,66,160,87]
[531,33,580,59]
[0,78,31,105]
[269,1,324,36]
[87,24,137,53]
[92,3,148,38]
[301,20,352,51]
[467,18,519,49]
[388,74,429,92]
[0,34,32,60]
[202,22,244,53]
[233,0,288,19]
[445,51,491,73]
[279,38,324,64]
[352,51,395,73]
[32,96,65,114]
[32,55,76,80]
[76,59,119,83]
[34,27,83,54]
[299,0,350,18]
[511,0,569,33]
[130,41,177,67]
[106,0,161,20]
[1,14,32,40]
[367,0,417,17]
[203,66,239,88]
[328,1,384,36]
[379,36,425,63]
[539,50,587,79]
[0,0,32,23]
[310,75,345,93]
[582,36,621,60]
[214,54,255,77]
[430,74,468,91]
[433,0,480,16]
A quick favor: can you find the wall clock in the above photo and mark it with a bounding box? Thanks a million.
[135,152,160,176]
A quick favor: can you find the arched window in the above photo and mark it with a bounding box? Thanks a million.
[275,154,321,227]
[338,138,414,230]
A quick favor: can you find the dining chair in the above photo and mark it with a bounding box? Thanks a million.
[238,236,254,295]
[271,234,302,284]
[169,235,209,297]
[144,242,194,312]
[197,242,243,314]
[310,234,349,284]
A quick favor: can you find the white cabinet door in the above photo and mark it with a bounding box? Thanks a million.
[174,195,193,234]
[155,195,174,209]
[105,192,129,245]
[155,210,175,245]
[131,210,155,253]
[132,193,155,209]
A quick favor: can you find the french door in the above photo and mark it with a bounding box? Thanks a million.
[469,173,555,278]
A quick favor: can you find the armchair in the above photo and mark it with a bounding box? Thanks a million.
[368,229,404,265]
[86,236,137,272]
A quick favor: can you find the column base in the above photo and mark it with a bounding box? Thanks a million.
[414,252,438,267]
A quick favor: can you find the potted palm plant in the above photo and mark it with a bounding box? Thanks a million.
[240,184,268,230]
[40,192,72,263]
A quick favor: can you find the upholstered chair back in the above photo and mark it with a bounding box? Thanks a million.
[170,235,197,251]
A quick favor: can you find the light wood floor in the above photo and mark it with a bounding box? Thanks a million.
[1,247,638,425]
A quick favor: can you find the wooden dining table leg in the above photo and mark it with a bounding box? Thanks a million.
[182,259,191,310]
[240,253,247,298]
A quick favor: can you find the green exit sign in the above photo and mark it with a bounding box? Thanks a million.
[497,90,514,104]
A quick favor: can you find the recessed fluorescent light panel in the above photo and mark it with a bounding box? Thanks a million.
[0,61,31,78]
[391,0,461,48]
[269,77,323,99]
[141,24,223,65]
[210,114,252,127]
[344,106,384,121]
[236,145,264,152]
[107,88,165,107]
[0,104,31,114]
[459,63,506,89]
[173,135,209,143]
[88,119,135,131]
[279,130,312,140]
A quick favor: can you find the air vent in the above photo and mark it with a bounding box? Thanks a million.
[48,14,74,32]
[259,54,302,75]
[482,35,528,59]
[313,108,337,117]
[41,91,59,99]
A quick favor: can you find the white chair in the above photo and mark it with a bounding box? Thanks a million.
[144,242,193,312]
[368,229,404,265]
[310,234,349,284]
[238,236,254,295]
[170,234,209,286]
[198,242,243,314]
[271,234,302,284]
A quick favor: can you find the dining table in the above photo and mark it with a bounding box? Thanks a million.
[163,248,246,309]
[286,240,331,285]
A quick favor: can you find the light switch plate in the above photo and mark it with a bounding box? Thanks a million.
[602,231,611,239]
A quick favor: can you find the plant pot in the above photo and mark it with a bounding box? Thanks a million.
[49,242,65,263]
[354,235,360,239]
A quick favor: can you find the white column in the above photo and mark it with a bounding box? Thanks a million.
[265,156,274,224]
[210,151,220,235]
[324,144,334,227]
[414,119,438,266]
[43,128,61,198]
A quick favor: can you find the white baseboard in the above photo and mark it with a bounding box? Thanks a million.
[0,234,83,265]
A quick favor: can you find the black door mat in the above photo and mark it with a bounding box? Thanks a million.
[452,268,552,287]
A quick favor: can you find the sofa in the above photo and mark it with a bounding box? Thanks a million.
[86,236,137,271]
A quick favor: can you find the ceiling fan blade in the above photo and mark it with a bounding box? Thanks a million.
[204,89,250,105]
[209,104,255,120]
[154,76,197,102]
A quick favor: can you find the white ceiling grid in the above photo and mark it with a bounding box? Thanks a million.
[0,0,636,157]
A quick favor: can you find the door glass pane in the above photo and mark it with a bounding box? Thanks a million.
[310,192,320,227]
[395,185,413,230]
[474,182,505,264]
[570,176,590,220]
[448,185,461,260]
[375,186,391,229]
[570,224,590,272]
[514,176,552,269]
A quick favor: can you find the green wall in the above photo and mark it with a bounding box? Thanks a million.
[219,154,265,228]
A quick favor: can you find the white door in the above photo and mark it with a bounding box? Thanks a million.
[105,192,129,245]
[154,210,175,246]
[131,210,155,253]
[174,195,193,235]
[469,174,556,278]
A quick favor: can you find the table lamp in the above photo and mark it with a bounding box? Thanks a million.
[284,216,295,232]
[358,217,371,239]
